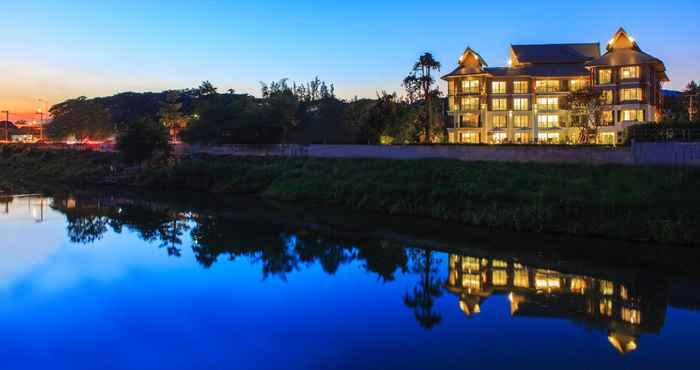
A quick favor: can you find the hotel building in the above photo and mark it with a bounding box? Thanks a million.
[442,28,668,144]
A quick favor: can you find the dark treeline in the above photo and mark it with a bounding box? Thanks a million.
[47,77,444,145]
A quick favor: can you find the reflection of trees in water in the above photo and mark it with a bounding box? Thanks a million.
[66,213,109,244]
[404,249,443,329]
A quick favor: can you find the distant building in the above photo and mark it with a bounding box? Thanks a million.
[442,28,668,145]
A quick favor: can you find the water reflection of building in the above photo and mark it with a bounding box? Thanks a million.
[447,255,666,355]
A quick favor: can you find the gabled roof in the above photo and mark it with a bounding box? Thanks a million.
[587,28,669,81]
[511,43,601,64]
[442,47,489,79]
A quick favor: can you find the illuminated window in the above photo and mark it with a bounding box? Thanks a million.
[462,79,480,93]
[513,81,529,94]
[460,132,480,144]
[599,132,616,145]
[570,79,588,91]
[537,97,559,110]
[492,115,507,128]
[513,98,529,111]
[492,81,507,94]
[621,66,640,80]
[602,110,614,124]
[536,80,560,93]
[599,69,612,84]
[458,113,479,128]
[492,98,507,111]
[513,115,529,128]
[622,109,644,122]
[491,132,507,144]
[537,114,559,129]
[461,97,480,110]
[514,132,530,143]
[621,88,642,101]
[602,90,614,104]
[537,132,560,143]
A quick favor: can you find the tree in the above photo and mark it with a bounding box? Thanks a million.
[159,91,188,141]
[116,118,172,164]
[46,97,113,141]
[569,87,607,144]
[197,81,218,97]
[404,249,443,329]
[404,53,442,143]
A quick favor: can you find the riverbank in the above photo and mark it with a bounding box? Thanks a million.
[2,145,700,244]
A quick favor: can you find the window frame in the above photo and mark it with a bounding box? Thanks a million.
[535,80,560,93]
[620,88,643,102]
[537,114,560,129]
[598,69,612,84]
[513,81,529,94]
[513,115,530,128]
[491,114,508,129]
[491,98,508,111]
[491,81,507,94]
[621,66,640,80]
[513,98,529,111]
[460,96,480,111]
[461,79,480,94]
[536,97,559,111]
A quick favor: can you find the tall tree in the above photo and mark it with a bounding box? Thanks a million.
[404,53,442,143]
[159,91,188,141]
[569,87,606,144]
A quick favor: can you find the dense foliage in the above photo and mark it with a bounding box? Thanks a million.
[47,78,445,145]
[116,118,172,164]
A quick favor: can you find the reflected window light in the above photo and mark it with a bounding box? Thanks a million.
[600,280,614,296]
[622,308,642,325]
[514,269,530,288]
[600,298,613,317]
[492,270,508,286]
[570,278,588,294]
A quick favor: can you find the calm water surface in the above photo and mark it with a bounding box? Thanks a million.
[0,193,698,370]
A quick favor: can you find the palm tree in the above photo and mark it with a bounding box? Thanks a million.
[404,53,441,143]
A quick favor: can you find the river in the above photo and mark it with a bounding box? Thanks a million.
[0,191,698,370]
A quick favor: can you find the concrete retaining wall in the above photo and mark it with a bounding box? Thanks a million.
[17,142,700,166]
[632,141,700,166]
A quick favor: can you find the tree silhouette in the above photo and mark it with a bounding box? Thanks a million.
[404,249,444,329]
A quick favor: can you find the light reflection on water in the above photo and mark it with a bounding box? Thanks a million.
[0,194,698,370]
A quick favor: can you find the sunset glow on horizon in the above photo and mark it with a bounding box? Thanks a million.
[1,0,698,121]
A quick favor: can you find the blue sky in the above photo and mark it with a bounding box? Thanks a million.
[1,0,698,116]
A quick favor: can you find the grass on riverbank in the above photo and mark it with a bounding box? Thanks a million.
[2,145,700,244]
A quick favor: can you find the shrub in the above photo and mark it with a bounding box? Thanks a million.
[117,118,172,164]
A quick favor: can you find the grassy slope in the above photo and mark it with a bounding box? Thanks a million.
[2,146,699,244]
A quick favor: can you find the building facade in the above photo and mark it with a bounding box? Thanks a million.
[442,28,669,145]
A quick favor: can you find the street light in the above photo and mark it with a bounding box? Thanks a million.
[37,99,48,142]
[0,110,8,142]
